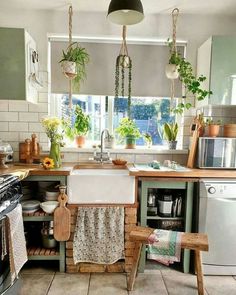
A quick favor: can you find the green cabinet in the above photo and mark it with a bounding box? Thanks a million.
[197,36,236,106]
[22,175,67,272]
[0,27,38,102]
[138,179,194,273]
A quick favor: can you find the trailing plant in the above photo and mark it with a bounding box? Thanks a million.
[115,117,141,139]
[59,42,89,91]
[163,122,179,141]
[205,118,222,126]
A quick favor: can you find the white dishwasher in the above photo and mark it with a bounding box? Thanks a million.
[199,179,236,275]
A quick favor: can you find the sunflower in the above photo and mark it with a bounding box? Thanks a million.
[42,157,54,169]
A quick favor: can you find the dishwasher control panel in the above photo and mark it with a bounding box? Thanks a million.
[200,179,236,198]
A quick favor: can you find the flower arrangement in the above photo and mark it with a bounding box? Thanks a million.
[42,117,64,168]
[42,117,64,145]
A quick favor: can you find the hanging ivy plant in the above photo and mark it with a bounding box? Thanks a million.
[115,54,132,117]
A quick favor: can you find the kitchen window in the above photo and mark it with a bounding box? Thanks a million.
[51,94,177,147]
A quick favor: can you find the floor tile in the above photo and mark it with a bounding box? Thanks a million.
[21,261,57,275]
[89,273,128,295]
[162,273,200,295]
[48,273,90,295]
[130,273,168,295]
[205,275,236,295]
[19,274,54,295]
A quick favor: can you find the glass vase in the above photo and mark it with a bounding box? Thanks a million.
[49,141,61,168]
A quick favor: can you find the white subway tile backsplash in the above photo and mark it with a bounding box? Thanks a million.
[0,131,19,141]
[29,102,48,113]
[0,122,8,131]
[116,153,135,163]
[78,152,93,162]
[19,112,39,122]
[172,154,188,166]
[155,154,173,163]
[38,92,48,103]
[9,101,28,112]
[9,122,28,132]
[39,132,48,143]
[135,154,154,163]
[0,101,8,111]
[19,132,40,142]
[29,122,44,132]
[0,112,18,122]
[38,113,48,121]
[63,152,80,162]
[8,141,19,152]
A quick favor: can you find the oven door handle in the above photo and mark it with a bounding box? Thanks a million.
[215,198,236,202]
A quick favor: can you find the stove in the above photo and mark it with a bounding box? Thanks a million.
[0,174,22,295]
[0,174,22,218]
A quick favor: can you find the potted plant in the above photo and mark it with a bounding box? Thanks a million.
[59,42,89,90]
[205,119,221,137]
[115,118,141,149]
[104,134,115,149]
[163,122,179,150]
[143,132,152,148]
[62,105,90,147]
[165,40,180,80]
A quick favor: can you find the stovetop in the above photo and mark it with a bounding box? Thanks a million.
[0,174,22,218]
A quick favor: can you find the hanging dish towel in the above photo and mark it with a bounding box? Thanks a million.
[6,204,28,282]
[73,207,125,264]
[147,229,182,266]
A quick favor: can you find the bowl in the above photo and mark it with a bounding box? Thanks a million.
[21,200,40,214]
[45,190,59,201]
[40,201,59,214]
[112,159,127,166]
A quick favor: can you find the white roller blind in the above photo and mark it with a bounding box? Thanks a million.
[51,40,183,97]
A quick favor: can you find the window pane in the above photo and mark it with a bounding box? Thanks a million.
[113,97,176,146]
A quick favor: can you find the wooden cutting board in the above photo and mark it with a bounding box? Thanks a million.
[54,186,71,241]
[187,125,199,169]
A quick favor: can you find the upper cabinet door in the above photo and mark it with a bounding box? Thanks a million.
[0,28,38,103]
[197,36,236,106]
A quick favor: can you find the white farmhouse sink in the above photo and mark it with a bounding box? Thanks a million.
[67,169,135,204]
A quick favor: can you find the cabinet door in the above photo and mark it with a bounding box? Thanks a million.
[0,28,26,100]
[210,36,236,105]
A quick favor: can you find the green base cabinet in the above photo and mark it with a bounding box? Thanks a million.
[22,175,67,272]
[138,179,194,273]
[0,27,38,102]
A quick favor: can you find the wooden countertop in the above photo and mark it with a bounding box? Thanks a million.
[1,163,236,180]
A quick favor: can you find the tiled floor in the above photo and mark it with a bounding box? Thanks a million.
[19,262,236,295]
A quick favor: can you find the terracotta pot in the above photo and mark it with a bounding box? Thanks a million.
[208,125,220,137]
[125,136,136,149]
[75,135,85,148]
[165,64,179,79]
[223,124,236,137]
[61,61,77,79]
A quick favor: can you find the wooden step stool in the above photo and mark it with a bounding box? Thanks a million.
[127,226,209,295]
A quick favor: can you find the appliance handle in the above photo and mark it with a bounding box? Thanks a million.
[215,198,236,202]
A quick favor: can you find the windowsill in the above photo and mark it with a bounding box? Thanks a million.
[43,146,188,155]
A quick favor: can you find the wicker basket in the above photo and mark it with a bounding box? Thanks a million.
[223,124,236,137]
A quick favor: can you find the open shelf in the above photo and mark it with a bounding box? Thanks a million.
[146,215,184,220]
[27,246,60,260]
[23,209,53,221]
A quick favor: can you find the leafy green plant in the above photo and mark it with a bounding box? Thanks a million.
[115,118,141,139]
[163,122,179,141]
[62,105,90,140]
[59,42,89,90]
[167,41,212,114]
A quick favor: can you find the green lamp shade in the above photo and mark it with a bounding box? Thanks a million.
[107,0,144,25]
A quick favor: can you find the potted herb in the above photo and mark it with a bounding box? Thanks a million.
[205,119,221,137]
[104,134,115,149]
[163,122,179,150]
[165,40,180,80]
[62,105,90,147]
[115,118,141,149]
[59,42,89,90]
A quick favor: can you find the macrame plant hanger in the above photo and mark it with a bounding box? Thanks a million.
[67,5,74,110]
[115,25,132,118]
[170,8,179,103]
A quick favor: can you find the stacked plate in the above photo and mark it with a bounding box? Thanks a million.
[21,200,40,214]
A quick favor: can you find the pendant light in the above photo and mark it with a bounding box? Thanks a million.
[107,0,144,25]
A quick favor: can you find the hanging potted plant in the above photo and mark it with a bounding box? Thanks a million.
[115,118,141,149]
[165,8,212,114]
[62,105,90,148]
[115,26,132,118]
[59,42,89,89]
[163,122,179,150]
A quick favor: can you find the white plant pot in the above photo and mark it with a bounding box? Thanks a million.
[61,61,77,79]
[165,64,179,79]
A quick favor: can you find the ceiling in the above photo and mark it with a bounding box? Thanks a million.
[1,0,236,15]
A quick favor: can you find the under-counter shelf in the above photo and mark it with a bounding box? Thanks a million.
[146,216,184,220]
[23,209,53,221]
[27,246,60,260]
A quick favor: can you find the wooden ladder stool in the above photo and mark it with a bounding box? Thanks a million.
[127,226,209,295]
